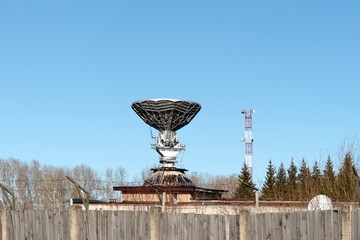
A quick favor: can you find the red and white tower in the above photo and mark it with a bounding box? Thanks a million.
[241,109,255,180]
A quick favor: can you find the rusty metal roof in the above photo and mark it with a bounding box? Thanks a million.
[113,185,227,194]
[144,167,195,187]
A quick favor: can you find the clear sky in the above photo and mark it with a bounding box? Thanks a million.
[0,0,359,186]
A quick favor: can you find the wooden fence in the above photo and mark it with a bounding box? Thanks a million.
[351,208,360,240]
[157,212,239,240]
[250,210,342,239]
[0,209,150,240]
[0,207,359,239]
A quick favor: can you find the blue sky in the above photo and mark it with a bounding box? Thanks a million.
[0,0,359,186]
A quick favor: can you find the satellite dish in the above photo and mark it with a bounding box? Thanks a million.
[307,195,333,211]
[131,99,201,187]
[131,99,201,132]
[131,99,201,168]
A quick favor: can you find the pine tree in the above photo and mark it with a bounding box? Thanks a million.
[261,160,276,199]
[337,153,357,201]
[287,158,298,200]
[297,159,311,200]
[323,155,336,199]
[275,163,287,200]
[310,161,322,197]
[233,162,256,199]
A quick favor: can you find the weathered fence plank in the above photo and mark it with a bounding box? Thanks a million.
[0,207,356,240]
[352,209,360,240]
[0,210,2,240]
[298,211,307,239]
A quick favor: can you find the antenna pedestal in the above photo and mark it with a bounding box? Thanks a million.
[153,130,184,168]
[144,167,195,187]
[159,156,177,167]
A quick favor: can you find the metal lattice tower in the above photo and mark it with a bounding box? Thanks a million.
[241,109,255,180]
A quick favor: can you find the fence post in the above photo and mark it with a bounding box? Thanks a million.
[341,205,353,240]
[1,208,8,240]
[239,209,250,240]
[70,207,79,240]
[150,207,161,240]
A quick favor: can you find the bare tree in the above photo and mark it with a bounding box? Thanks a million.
[71,164,102,200]
[103,167,128,200]
[42,165,72,209]
[187,171,237,198]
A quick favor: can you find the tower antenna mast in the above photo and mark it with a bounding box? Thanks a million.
[241,109,255,180]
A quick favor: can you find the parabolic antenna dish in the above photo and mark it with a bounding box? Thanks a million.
[307,194,333,211]
[131,99,201,132]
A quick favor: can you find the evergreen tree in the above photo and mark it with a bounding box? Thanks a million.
[287,158,298,200]
[261,160,276,199]
[323,155,336,199]
[275,163,287,200]
[337,153,357,201]
[297,159,311,200]
[310,161,322,196]
[233,162,256,199]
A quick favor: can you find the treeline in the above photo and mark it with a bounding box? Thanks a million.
[0,158,236,210]
[187,172,238,199]
[233,153,359,201]
[2,152,358,210]
[0,158,127,210]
